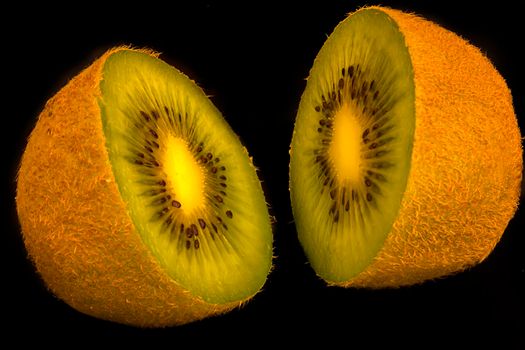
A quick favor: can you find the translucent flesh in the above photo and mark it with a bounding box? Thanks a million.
[99,51,272,303]
[290,9,415,282]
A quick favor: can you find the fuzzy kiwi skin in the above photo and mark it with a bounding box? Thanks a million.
[16,47,243,327]
[291,7,522,287]
[348,7,522,287]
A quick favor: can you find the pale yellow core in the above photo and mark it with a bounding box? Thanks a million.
[329,103,362,184]
[162,135,205,214]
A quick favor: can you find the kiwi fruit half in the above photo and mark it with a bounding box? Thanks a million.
[289,7,522,287]
[16,47,273,327]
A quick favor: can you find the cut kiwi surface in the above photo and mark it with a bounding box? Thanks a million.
[289,7,522,287]
[16,48,273,326]
[101,51,272,303]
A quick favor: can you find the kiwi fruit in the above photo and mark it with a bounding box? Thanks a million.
[289,7,522,287]
[16,47,273,327]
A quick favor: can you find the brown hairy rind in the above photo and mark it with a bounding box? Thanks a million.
[342,7,522,287]
[16,47,239,327]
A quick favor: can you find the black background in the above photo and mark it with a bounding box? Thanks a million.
[4,0,524,345]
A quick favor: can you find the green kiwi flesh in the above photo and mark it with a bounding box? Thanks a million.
[100,51,273,303]
[289,10,415,282]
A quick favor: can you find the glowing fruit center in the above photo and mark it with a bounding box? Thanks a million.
[329,102,362,184]
[162,135,205,214]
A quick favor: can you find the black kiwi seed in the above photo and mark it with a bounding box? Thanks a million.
[194,240,200,249]
[330,203,337,214]
[315,106,321,112]
[156,208,168,219]
[191,224,198,236]
[226,210,233,218]
[172,200,182,208]
[198,218,206,229]
[143,189,163,196]
[375,173,386,182]
[372,162,392,169]
[140,111,151,122]
[149,129,159,139]
[362,81,368,95]
[186,227,194,239]
[348,65,354,77]
[152,197,167,205]
[186,240,191,250]
[366,193,373,201]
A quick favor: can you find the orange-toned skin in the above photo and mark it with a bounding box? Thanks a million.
[16,48,238,327]
[345,8,522,287]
